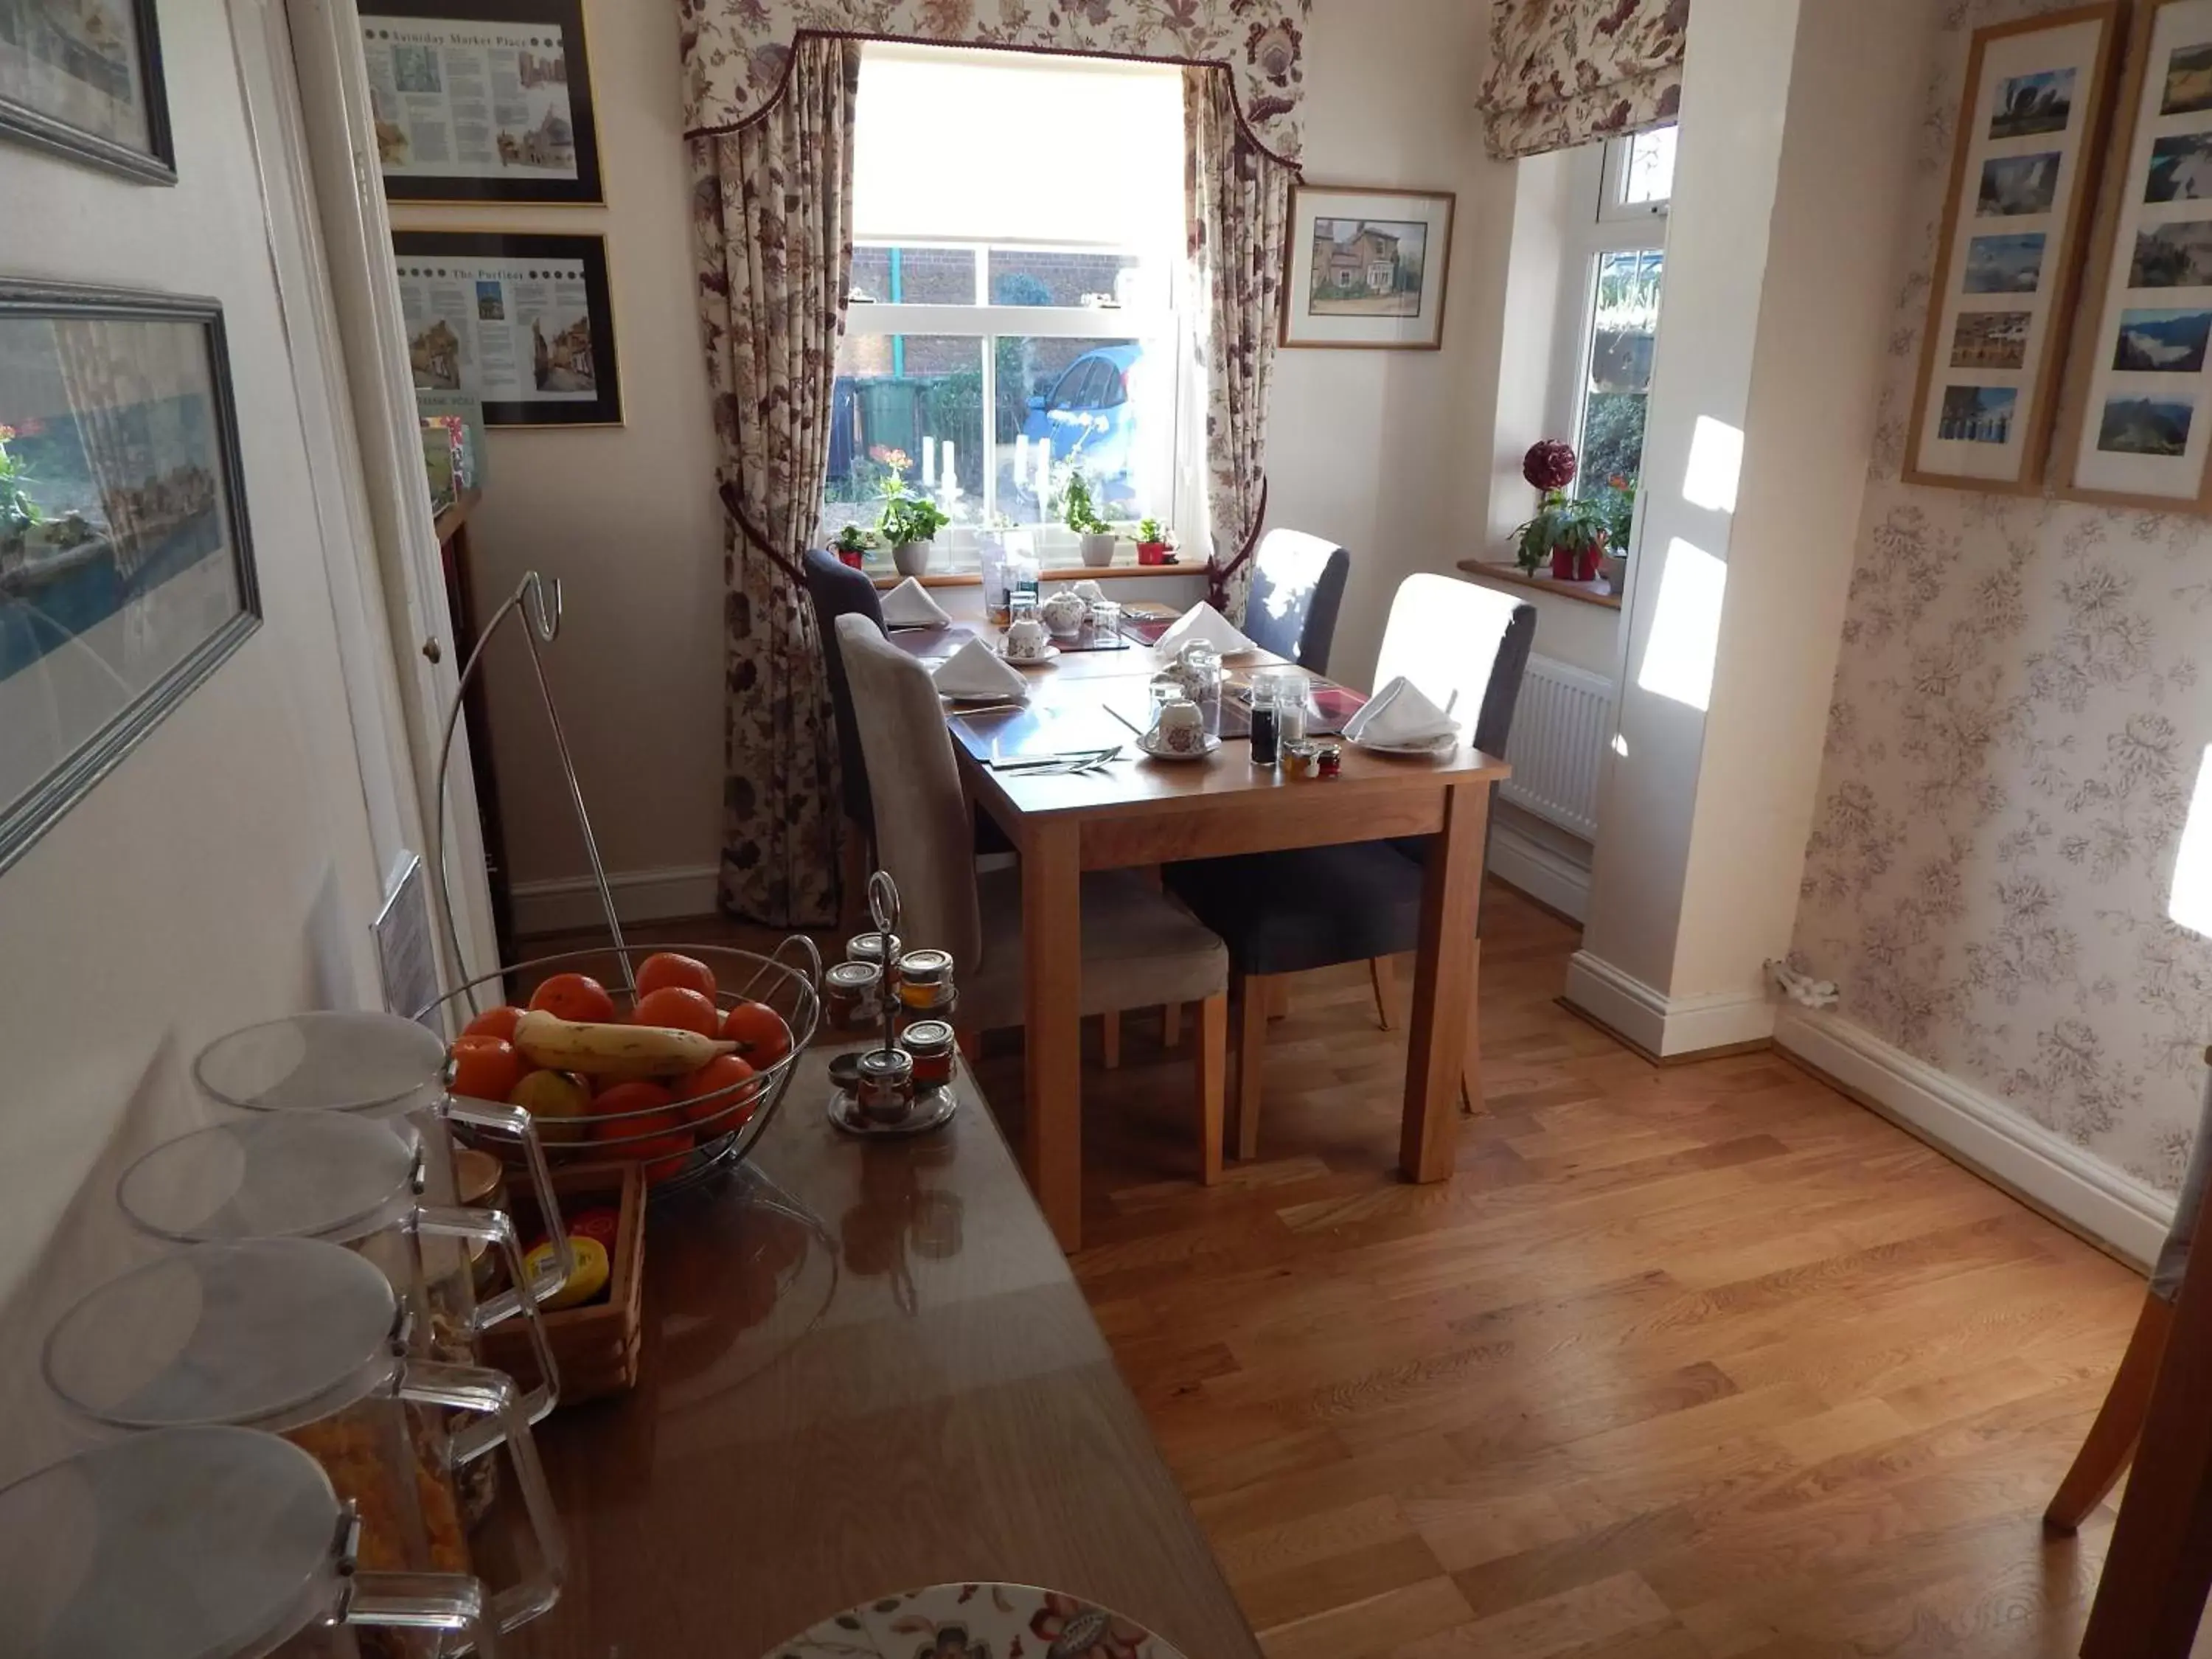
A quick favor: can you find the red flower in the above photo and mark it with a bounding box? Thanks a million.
[1523,439,1577,493]
[1028,1594,1150,1659]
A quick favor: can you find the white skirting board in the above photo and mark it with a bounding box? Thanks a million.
[510,864,721,936]
[1486,818,1592,922]
[1563,949,1775,1057]
[1774,1006,2172,1270]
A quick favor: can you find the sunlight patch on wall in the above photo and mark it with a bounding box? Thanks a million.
[1636,538,1726,712]
[2168,745,2212,939]
[1683,416,1744,515]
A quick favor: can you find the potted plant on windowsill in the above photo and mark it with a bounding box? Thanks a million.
[1592,473,1637,590]
[1513,439,1607,583]
[877,476,951,577]
[1061,468,1117,568]
[1135,516,1178,566]
[830,524,876,571]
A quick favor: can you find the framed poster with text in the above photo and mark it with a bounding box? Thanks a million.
[362,0,602,205]
[394,230,622,427]
[2062,0,2212,511]
[1905,5,2123,494]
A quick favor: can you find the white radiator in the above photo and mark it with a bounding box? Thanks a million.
[1499,654,1615,843]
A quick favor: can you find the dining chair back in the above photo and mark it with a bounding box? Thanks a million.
[834,613,984,975]
[1373,573,1534,754]
[1242,529,1351,672]
[804,550,886,836]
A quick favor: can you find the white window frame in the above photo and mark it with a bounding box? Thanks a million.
[1545,134,1672,477]
[1596,126,1676,225]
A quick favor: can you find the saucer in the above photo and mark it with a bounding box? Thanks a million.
[1138,729,1221,761]
[997,643,1062,665]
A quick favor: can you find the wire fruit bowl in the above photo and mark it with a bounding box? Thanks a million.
[420,937,821,1196]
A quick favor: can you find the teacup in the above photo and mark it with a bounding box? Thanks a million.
[1040,591,1089,638]
[1005,615,1051,661]
[1152,698,1207,754]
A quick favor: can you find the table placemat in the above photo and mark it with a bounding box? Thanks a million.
[886,623,977,664]
[949,700,1135,765]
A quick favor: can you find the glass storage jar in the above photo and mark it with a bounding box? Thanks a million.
[0,1425,502,1659]
[898,1020,958,1091]
[855,1046,918,1127]
[894,949,956,1015]
[822,959,884,1032]
[40,1237,563,1638]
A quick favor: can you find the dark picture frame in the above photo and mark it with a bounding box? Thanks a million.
[0,0,176,184]
[0,279,260,877]
[362,0,602,206]
[1281,182,1456,351]
[393,229,622,426]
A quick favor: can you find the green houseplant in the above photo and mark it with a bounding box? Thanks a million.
[0,425,39,563]
[876,475,950,577]
[1135,515,1177,566]
[1060,468,1117,568]
[830,523,876,569]
[1512,439,1607,581]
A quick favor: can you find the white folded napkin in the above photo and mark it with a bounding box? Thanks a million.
[1154,602,1258,657]
[1344,676,1459,750]
[880,576,951,629]
[932,637,1028,699]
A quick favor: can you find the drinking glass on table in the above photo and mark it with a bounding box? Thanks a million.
[1248,669,1306,766]
[1089,598,1122,644]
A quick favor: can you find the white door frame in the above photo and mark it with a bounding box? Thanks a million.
[234,0,502,991]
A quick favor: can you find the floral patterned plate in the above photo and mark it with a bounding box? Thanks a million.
[766,1582,1188,1659]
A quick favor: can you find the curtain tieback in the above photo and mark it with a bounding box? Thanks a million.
[1206,476,1270,611]
[719,483,809,589]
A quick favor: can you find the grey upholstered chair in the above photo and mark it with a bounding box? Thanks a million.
[1242,528,1352,672]
[1164,574,1535,1158]
[834,614,1234,1181]
[802,549,887,843]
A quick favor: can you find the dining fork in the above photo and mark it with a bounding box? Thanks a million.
[990,746,1122,775]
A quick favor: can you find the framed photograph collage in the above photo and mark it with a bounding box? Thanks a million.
[1907,6,2123,493]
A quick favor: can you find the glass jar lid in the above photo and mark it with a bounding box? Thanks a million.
[0,1425,341,1659]
[194,1011,448,1117]
[44,1238,401,1434]
[857,1047,915,1086]
[824,960,883,992]
[896,949,953,985]
[900,1020,956,1054]
[846,931,901,966]
[116,1112,421,1247]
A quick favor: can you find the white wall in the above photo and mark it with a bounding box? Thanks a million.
[0,0,390,1448]
[448,0,1517,906]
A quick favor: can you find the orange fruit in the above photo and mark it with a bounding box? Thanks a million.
[588,1079,675,1124]
[720,1001,791,1067]
[462,1004,526,1042]
[672,1053,758,1127]
[587,1099,693,1183]
[630,985,723,1039]
[635,951,718,1002]
[449,1034,523,1102]
[528,972,616,1024]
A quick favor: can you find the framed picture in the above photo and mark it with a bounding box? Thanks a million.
[1905,4,2124,493]
[362,0,601,205]
[0,280,259,877]
[0,0,175,184]
[393,229,622,427]
[2062,0,2212,510]
[1281,184,1455,350]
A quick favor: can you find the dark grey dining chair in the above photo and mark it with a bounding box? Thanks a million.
[1242,529,1351,672]
[802,548,886,846]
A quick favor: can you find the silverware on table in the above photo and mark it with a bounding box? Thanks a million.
[987,746,1123,775]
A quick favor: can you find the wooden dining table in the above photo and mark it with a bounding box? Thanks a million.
[904,591,1512,1251]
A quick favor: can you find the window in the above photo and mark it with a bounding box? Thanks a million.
[824,45,1191,573]
[1548,125,1674,513]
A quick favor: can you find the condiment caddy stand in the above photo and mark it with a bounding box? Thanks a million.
[824,872,961,1137]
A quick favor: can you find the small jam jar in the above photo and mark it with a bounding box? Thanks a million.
[855,1046,917,1127]
[823,959,883,1031]
[897,948,957,1013]
[847,931,903,994]
[1314,740,1343,779]
[1281,739,1320,779]
[900,1020,958,1090]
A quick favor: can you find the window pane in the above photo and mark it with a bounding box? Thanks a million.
[991,335,1170,524]
[1621,125,1677,207]
[848,246,978,306]
[986,248,1163,309]
[1579,250,1663,491]
[824,335,987,540]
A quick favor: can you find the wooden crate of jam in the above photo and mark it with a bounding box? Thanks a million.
[480,1160,644,1404]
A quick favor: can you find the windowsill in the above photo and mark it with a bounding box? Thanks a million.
[867,558,1204,589]
[1459,560,1623,611]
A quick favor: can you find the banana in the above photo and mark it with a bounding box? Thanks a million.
[511,1009,736,1079]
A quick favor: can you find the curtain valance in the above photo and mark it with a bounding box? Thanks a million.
[1478,0,1689,163]
[678,0,1312,165]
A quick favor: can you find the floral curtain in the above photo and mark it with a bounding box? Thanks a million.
[688,35,860,927]
[1478,0,1690,163]
[1186,63,1293,622]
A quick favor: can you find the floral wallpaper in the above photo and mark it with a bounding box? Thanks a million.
[1478,0,1689,162]
[1792,0,2212,1199]
[678,0,1313,164]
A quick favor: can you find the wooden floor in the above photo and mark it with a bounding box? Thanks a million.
[964,883,2153,1659]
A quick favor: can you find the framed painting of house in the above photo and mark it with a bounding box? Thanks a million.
[392,229,621,427]
[1905,4,2124,495]
[361,0,602,206]
[0,0,175,184]
[1281,184,1455,349]
[2061,0,2212,512]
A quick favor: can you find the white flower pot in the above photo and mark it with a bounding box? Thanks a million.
[1079,532,1117,568]
[893,537,935,577]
